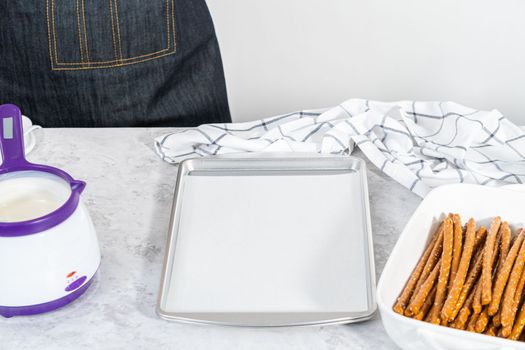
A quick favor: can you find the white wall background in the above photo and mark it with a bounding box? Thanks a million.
[207,0,525,124]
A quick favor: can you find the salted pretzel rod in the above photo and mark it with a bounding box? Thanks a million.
[430,217,454,324]
[488,225,509,330]
[510,300,525,340]
[503,324,513,338]
[476,226,488,246]
[393,222,443,314]
[475,308,490,333]
[467,312,480,332]
[473,277,484,314]
[454,308,471,330]
[488,229,525,316]
[497,328,504,337]
[493,310,502,327]
[450,214,463,283]
[404,223,446,316]
[513,268,525,316]
[414,286,436,321]
[441,218,477,322]
[485,323,498,336]
[408,259,442,315]
[454,282,479,330]
[495,227,516,328]
[413,221,446,291]
[501,232,525,334]
[497,222,512,274]
[424,302,439,323]
[482,217,502,305]
[424,306,433,322]
[449,243,484,320]
[494,234,517,331]
[475,224,503,314]
[474,227,488,252]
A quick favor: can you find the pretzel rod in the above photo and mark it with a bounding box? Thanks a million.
[513,267,525,316]
[415,224,445,288]
[474,227,488,253]
[450,214,463,283]
[473,281,483,314]
[492,310,501,327]
[454,279,481,330]
[497,327,504,337]
[475,308,490,333]
[510,299,525,340]
[467,312,480,332]
[502,324,513,338]
[491,227,510,331]
[440,225,488,323]
[474,229,501,314]
[442,218,477,321]
[450,246,484,320]
[475,227,487,248]
[485,323,497,336]
[497,222,512,275]
[393,222,443,314]
[408,259,442,315]
[452,308,470,330]
[501,232,525,330]
[430,217,454,324]
[405,224,446,315]
[490,225,503,277]
[482,217,502,305]
[488,229,525,316]
[424,304,438,323]
[424,308,432,322]
[414,286,437,321]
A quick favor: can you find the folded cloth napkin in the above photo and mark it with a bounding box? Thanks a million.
[155,99,525,197]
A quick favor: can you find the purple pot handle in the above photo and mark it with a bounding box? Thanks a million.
[0,104,28,170]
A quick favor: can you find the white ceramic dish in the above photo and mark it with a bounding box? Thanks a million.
[504,184,525,193]
[377,184,525,350]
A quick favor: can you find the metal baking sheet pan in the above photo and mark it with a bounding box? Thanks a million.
[157,154,376,326]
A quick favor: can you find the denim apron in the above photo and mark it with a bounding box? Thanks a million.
[0,1,231,127]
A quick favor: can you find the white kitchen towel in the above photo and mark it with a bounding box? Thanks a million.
[155,99,525,197]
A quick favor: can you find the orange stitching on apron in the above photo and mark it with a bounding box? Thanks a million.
[108,0,118,60]
[76,0,85,63]
[166,0,170,49]
[51,0,59,64]
[113,0,123,62]
[45,0,55,69]
[60,49,171,64]
[50,51,177,70]
[171,0,176,51]
[47,0,176,69]
[81,0,90,63]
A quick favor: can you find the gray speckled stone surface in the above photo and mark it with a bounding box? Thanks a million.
[0,128,422,350]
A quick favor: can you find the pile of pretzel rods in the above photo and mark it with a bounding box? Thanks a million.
[393,214,525,341]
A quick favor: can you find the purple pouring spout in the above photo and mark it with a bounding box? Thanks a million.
[0,104,88,237]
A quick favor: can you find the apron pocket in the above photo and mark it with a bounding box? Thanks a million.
[46,0,176,70]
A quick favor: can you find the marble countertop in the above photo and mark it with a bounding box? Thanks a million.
[0,128,422,350]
